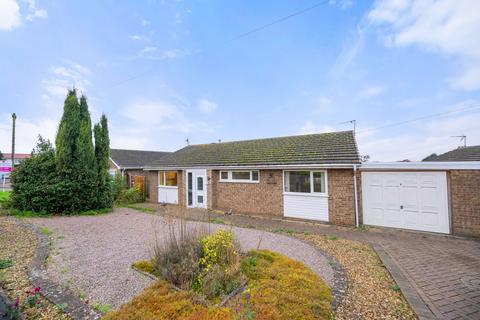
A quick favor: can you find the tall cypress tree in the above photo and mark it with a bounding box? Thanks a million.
[55,89,82,212]
[94,114,113,208]
[76,94,98,210]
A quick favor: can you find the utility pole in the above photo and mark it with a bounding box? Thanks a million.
[11,113,16,170]
[451,134,466,148]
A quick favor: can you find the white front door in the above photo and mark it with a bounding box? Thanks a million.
[186,169,207,208]
[362,171,450,234]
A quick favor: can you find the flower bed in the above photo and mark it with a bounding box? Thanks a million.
[105,229,332,320]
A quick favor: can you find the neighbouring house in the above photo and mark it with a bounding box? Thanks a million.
[109,149,170,198]
[0,153,31,180]
[143,131,480,238]
[422,145,480,161]
[144,131,361,226]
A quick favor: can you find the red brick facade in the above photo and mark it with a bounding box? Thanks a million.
[328,169,357,226]
[209,169,284,217]
[449,170,480,238]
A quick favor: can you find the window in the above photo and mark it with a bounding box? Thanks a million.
[197,177,204,191]
[313,172,325,193]
[284,171,327,194]
[159,171,178,187]
[232,171,250,180]
[219,170,260,183]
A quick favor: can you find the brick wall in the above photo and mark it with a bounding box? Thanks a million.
[450,170,480,238]
[328,169,356,226]
[210,169,283,217]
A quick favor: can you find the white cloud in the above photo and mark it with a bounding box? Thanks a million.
[136,46,179,60]
[175,12,182,24]
[357,100,480,161]
[25,0,47,21]
[141,19,149,27]
[329,0,355,10]
[368,0,480,91]
[299,121,336,135]
[331,25,366,75]
[129,34,149,41]
[0,115,58,153]
[0,0,21,30]
[120,100,212,134]
[359,85,385,98]
[197,99,218,114]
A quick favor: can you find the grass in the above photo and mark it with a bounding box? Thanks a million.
[108,250,333,320]
[39,226,53,236]
[0,191,10,202]
[120,204,156,213]
[208,217,226,224]
[271,227,295,235]
[0,259,13,269]
[93,302,113,314]
[6,206,113,217]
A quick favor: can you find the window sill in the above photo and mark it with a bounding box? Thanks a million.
[158,185,178,189]
[283,192,328,197]
[219,180,260,184]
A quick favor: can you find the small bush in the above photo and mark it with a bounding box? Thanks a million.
[116,188,144,204]
[152,210,206,290]
[132,260,157,275]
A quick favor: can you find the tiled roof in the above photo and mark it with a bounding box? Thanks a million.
[110,149,170,168]
[424,145,480,162]
[147,131,360,168]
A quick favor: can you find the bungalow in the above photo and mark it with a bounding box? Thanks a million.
[144,131,480,238]
[423,145,480,161]
[109,149,170,190]
[144,131,361,226]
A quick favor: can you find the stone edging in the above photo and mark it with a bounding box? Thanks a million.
[13,219,101,320]
[287,236,348,310]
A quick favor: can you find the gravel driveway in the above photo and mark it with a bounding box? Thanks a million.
[28,208,334,309]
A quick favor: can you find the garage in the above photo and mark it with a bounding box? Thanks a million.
[362,171,450,234]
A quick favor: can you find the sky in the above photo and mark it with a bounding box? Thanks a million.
[1,0,480,161]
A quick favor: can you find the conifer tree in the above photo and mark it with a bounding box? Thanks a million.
[94,114,113,208]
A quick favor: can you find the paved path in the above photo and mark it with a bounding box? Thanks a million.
[28,208,334,309]
[173,207,480,320]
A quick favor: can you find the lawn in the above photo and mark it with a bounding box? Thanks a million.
[0,190,10,202]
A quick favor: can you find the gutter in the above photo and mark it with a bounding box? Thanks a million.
[144,163,360,171]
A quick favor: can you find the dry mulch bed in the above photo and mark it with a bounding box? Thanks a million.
[299,234,417,320]
[0,217,69,319]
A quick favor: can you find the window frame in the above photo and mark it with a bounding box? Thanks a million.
[158,170,179,188]
[219,170,260,183]
[283,170,328,196]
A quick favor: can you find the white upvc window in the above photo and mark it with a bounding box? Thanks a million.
[283,170,327,195]
[158,171,178,187]
[219,170,260,183]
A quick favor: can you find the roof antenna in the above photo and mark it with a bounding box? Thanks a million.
[451,134,466,148]
[340,120,356,136]
[185,138,190,146]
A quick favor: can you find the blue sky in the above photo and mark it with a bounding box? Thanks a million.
[1,0,479,161]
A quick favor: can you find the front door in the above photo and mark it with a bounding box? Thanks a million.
[186,169,207,208]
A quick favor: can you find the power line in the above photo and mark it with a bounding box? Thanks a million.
[357,104,480,134]
[223,0,330,44]
[103,1,329,90]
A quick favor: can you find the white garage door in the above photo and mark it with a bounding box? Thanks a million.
[362,172,449,234]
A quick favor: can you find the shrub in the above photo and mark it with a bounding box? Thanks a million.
[152,211,206,290]
[116,187,144,204]
[112,173,127,202]
[199,230,240,272]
